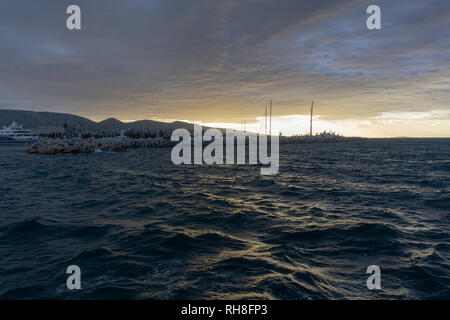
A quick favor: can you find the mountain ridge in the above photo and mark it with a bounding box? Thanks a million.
[0,109,195,133]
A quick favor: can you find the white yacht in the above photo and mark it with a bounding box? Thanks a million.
[0,122,39,143]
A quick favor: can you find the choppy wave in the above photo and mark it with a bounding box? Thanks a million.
[0,139,449,299]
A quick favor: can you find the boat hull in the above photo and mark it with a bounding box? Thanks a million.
[0,136,38,145]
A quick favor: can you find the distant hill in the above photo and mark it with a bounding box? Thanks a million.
[0,109,196,133]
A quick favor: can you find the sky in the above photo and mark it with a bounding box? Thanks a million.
[0,0,449,137]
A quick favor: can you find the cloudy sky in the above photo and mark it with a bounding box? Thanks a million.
[0,0,449,137]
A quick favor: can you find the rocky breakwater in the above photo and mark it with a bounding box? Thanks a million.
[26,137,176,154]
[26,138,128,154]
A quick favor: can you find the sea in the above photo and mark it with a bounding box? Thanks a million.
[0,139,449,299]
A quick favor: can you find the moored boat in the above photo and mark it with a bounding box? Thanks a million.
[0,122,39,144]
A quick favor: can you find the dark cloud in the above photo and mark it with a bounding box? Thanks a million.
[0,0,448,125]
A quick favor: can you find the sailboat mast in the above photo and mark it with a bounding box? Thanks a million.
[269,100,272,136]
[265,106,267,135]
[310,101,314,136]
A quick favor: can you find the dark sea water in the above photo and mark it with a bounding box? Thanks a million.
[0,139,449,299]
